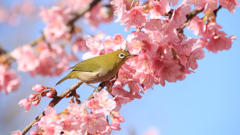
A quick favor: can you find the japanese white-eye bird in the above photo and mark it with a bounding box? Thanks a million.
[56,46,137,85]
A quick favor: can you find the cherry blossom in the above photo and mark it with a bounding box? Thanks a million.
[11,130,22,135]
[92,89,117,115]
[10,0,239,134]
[18,99,31,112]
[122,6,147,31]
[219,0,240,13]
[149,0,170,19]
[10,45,39,72]
[32,84,45,93]
[0,65,20,95]
[206,31,236,53]
[81,113,107,134]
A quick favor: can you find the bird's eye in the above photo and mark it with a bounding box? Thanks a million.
[118,53,125,59]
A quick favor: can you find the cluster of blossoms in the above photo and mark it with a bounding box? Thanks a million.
[3,0,113,94]
[91,0,237,104]
[0,64,20,95]
[39,0,114,43]
[10,42,78,77]
[17,90,124,135]
[0,0,34,26]
[19,84,57,112]
[12,0,239,134]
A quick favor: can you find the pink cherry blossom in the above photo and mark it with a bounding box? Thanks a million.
[71,37,88,53]
[127,31,149,43]
[84,3,102,29]
[194,38,208,48]
[203,0,218,13]
[60,115,81,132]
[93,90,116,115]
[187,16,206,36]
[169,0,179,6]
[61,0,93,12]
[111,111,125,122]
[134,70,159,91]
[111,116,121,128]
[29,130,37,135]
[145,19,162,31]
[219,0,240,13]
[11,130,22,135]
[183,0,207,10]
[111,0,126,22]
[126,79,143,98]
[67,102,87,119]
[82,36,105,59]
[113,95,132,111]
[0,65,20,95]
[187,48,205,70]
[39,6,72,42]
[122,6,147,31]
[32,84,45,93]
[170,4,191,28]
[41,123,63,135]
[88,99,104,114]
[149,0,170,19]
[157,61,185,86]
[174,37,198,56]
[33,43,70,76]
[104,34,126,53]
[204,22,223,39]
[10,45,39,72]
[99,4,114,23]
[18,99,31,112]
[206,31,236,53]
[81,113,107,134]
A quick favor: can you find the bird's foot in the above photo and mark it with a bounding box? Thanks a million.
[83,82,97,89]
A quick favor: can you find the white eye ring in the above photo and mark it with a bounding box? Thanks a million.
[118,53,125,59]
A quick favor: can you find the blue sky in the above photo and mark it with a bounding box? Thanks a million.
[0,1,240,135]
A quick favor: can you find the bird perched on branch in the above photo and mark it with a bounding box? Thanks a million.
[56,46,137,85]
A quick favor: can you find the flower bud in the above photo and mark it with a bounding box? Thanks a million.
[30,130,38,135]
[29,94,37,99]
[46,92,53,98]
[18,99,31,112]
[69,97,75,103]
[32,100,40,106]
[75,98,81,104]
[32,84,45,93]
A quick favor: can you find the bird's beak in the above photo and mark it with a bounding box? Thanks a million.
[128,54,138,58]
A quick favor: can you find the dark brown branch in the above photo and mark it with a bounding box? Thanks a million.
[213,5,222,16]
[186,8,204,21]
[178,5,222,33]
[21,81,83,135]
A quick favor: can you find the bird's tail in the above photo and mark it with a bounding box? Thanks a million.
[56,71,78,85]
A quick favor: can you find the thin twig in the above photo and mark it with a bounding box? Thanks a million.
[21,81,83,135]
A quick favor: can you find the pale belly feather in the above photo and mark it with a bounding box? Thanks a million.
[76,67,116,84]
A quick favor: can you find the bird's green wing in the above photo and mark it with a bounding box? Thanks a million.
[69,58,102,72]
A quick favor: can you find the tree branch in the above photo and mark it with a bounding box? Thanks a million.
[21,79,113,134]
[178,5,222,33]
